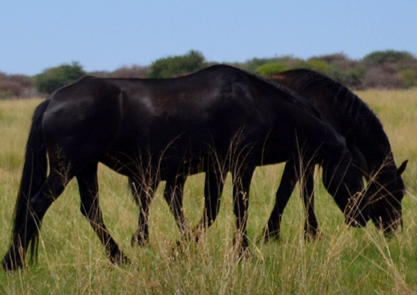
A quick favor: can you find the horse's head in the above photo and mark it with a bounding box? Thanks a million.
[322,151,371,227]
[368,160,407,236]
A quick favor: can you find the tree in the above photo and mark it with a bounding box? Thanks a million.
[363,50,415,65]
[147,50,205,78]
[35,61,86,94]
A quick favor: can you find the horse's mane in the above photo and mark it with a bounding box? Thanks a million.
[274,69,394,171]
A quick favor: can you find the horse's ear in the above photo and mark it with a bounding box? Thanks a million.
[397,160,408,176]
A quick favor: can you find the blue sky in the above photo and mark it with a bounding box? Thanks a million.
[1,1,416,75]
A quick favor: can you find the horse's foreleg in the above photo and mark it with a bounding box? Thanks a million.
[163,174,191,240]
[264,161,298,241]
[301,166,320,240]
[77,163,128,264]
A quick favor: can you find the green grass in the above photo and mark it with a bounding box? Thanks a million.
[0,91,417,294]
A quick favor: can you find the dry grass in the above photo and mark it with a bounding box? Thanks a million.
[0,90,416,294]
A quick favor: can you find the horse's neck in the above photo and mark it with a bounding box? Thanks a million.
[365,150,396,180]
[276,72,396,178]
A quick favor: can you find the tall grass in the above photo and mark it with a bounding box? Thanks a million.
[0,90,416,294]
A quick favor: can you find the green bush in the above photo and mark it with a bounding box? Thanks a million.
[35,62,86,94]
[255,62,288,76]
[341,66,366,88]
[363,50,416,65]
[147,50,205,78]
[398,68,417,88]
[242,56,302,73]
[241,57,274,72]
[304,58,334,74]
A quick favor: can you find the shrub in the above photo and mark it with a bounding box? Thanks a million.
[109,65,150,78]
[147,50,205,78]
[341,66,366,89]
[312,53,349,64]
[35,61,86,94]
[361,65,403,89]
[242,56,302,73]
[255,62,288,76]
[305,58,333,74]
[398,68,417,88]
[0,80,23,99]
[363,50,416,65]
[240,57,274,72]
[0,73,35,99]
[9,74,33,88]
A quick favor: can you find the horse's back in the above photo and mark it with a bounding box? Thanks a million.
[39,66,348,177]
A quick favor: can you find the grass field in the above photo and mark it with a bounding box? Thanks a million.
[0,89,416,294]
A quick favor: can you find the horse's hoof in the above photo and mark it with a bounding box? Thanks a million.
[304,229,325,242]
[261,227,280,243]
[110,252,131,265]
[236,247,252,261]
[131,235,149,247]
[2,252,25,272]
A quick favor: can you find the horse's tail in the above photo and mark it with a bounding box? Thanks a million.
[11,99,50,263]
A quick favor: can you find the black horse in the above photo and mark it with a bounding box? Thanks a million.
[2,65,369,271]
[263,69,407,240]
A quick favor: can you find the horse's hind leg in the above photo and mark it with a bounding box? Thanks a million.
[130,177,159,247]
[163,174,191,241]
[2,172,68,271]
[301,166,320,240]
[194,169,226,238]
[77,163,129,264]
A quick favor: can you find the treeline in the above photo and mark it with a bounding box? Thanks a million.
[1,49,416,99]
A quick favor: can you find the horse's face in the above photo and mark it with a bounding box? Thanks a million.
[369,160,407,236]
[322,154,370,227]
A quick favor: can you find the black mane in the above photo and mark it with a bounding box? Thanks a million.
[275,69,394,171]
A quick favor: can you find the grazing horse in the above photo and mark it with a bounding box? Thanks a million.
[263,69,407,240]
[2,65,369,271]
